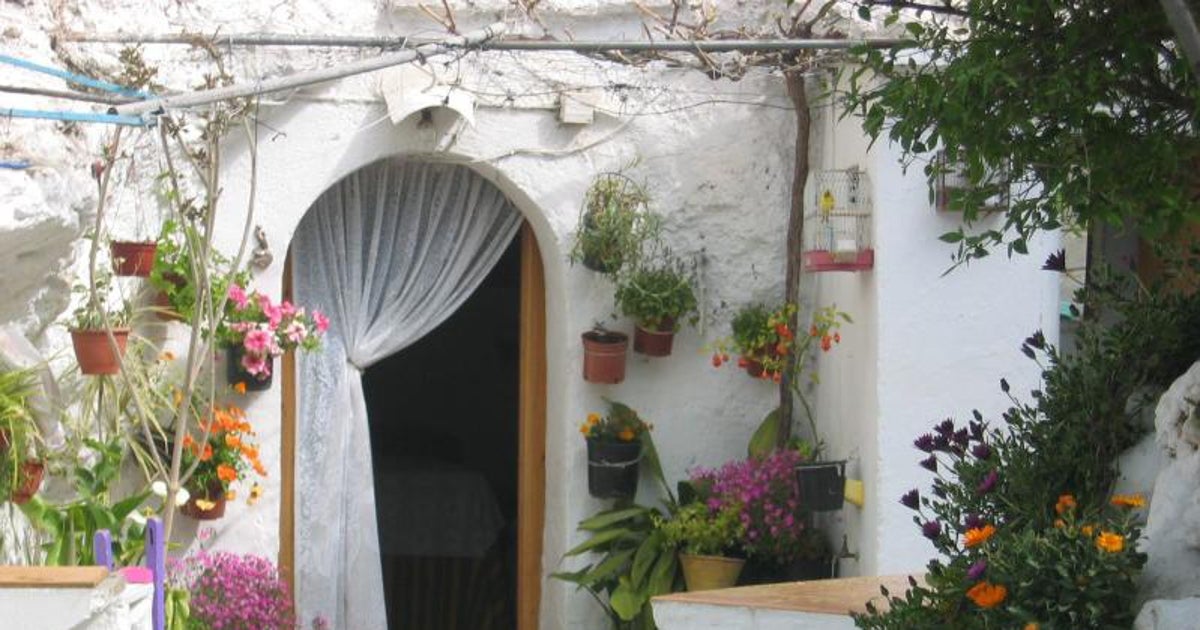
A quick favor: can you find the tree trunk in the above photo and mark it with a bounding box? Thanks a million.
[779,70,811,447]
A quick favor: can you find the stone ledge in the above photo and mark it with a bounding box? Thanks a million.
[653,574,921,616]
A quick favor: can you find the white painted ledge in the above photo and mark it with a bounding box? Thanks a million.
[0,567,153,630]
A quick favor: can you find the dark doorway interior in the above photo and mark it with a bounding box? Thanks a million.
[363,234,520,630]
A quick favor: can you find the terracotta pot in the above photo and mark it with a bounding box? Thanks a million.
[679,553,745,592]
[181,481,228,520]
[633,317,676,357]
[110,241,157,277]
[153,273,186,322]
[10,460,45,505]
[226,344,274,391]
[586,439,641,499]
[581,330,628,384]
[70,329,131,375]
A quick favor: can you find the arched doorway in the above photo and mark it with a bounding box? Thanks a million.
[278,162,547,629]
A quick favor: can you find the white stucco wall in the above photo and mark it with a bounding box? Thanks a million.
[3,1,1061,627]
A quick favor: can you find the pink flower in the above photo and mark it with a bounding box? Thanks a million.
[241,351,269,376]
[285,321,308,345]
[279,301,297,318]
[313,310,329,333]
[228,284,249,309]
[244,328,273,353]
[257,293,284,328]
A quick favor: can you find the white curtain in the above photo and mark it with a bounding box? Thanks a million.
[291,158,522,629]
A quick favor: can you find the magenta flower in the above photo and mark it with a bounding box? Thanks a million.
[922,520,942,540]
[313,310,330,333]
[244,328,273,353]
[285,321,308,344]
[241,351,269,377]
[966,559,988,581]
[977,469,999,494]
[228,284,249,309]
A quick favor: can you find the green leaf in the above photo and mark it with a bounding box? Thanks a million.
[565,528,632,556]
[631,530,665,587]
[579,549,635,588]
[578,506,648,532]
[939,231,964,243]
[647,550,679,596]
[610,579,647,622]
[748,407,783,459]
[111,492,150,521]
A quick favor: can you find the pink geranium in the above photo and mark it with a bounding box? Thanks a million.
[241,351,270,377]
[313,310,329,333]
[228,284,249,309]
[243,328,273,354]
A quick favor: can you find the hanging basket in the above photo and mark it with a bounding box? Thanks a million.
[226,344,274,392]
[110,241,158,277]
[795,461,846,512]
[633,322,675,357]
[586,438,641,499]
[10,460,45,505]
[581,330,628,384]
[802,170,874,273]
[180,480,228,521]
[70,329,131,375]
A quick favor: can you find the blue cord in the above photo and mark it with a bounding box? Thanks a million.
[0,54,154,99]
[2,107,148,126]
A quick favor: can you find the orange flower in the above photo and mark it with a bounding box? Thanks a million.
[233,382,247,395]
[965,581,1007,608]
[240,444,259,460]
[809,324,819,338]
[1096,531,1124,553]
[1053,518,1065,529]
[253,460,268,477]
[1081,524,1094,536]
[199,444,213,462]
[963,524,996,548]
[1111,494,1145,509]
[1055,494,1076,515]
[225,434,241,449]
[820,335,833,352]
[159,351,176,362]
[1024,624,1039,630]
[217,464,238,482]
[182,434,195,449]
[617,429,636,442]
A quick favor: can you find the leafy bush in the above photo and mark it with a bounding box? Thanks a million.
[614,258,698,332]
[657,502,745,557]
[570,173,659,275]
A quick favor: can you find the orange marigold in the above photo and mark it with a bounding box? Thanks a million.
[199,444,213,462]
[1111,494,1146,509]
[617,429,636,442]
[1024,624,1039,630]
[225,434,241,448]
[1055,494,1076,515]
[1081,524,1095,537]
[965,581,1007,608]
[233,382,247,395]
[217,464,238,483]
[1096,531,1125,553]
[963,524,996,548]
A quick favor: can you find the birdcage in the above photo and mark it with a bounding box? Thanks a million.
[935,149,1010,213]
[802,169,874,272]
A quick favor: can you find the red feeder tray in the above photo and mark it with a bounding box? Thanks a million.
[803,249,874,272]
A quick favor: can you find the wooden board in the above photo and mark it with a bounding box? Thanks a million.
[280,253,296,595]
[0,566,109,588]
[652,574,922,616]
[517,223,547,630]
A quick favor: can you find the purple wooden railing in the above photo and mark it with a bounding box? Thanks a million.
[94,517,165,630]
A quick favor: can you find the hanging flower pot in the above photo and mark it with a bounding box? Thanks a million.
[10,460,45,505]
[586,438,641,499]
[70,329,131,375]
[153,273,186,322]
[581,329,628,384]
[795,460,846,512]
[226,344,273,392]
[633,325,675,356]
[110,240,158,277]
[181,480,228,520]
[679,553,746,592]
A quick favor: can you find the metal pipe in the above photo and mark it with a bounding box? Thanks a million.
[0,84,137,105]
[62,31,906,52]
[113,22,506,117]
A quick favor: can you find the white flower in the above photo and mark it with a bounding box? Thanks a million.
[174,488,190,507]
[126,508,149,526]
[151,480,168,498]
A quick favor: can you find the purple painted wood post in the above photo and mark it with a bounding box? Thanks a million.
[146,517,165,630]
[93,530,113,570]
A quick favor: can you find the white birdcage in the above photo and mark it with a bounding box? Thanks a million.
[802,169,874,272]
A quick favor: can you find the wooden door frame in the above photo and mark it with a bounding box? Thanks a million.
[279,223,547,629]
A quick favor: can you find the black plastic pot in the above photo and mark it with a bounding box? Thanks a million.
[795,461,846,512]
[587,439,642,499]
[226,344,274,392]
[739,555,835,585]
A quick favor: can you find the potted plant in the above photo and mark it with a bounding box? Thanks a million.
[580,400,652,499]
[168,540,296,629]
[614,255,698,357]
[110,238,158,277]
[658,502,747,591]
[581,325,629,384]
[178,403,267,520]
[66,276,133,376]
[0,368,44,505]
[149,218,249,323]
[569,173,660,275]
[217,283,328,391]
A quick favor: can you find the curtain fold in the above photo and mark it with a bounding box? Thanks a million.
[291,159,522,629]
